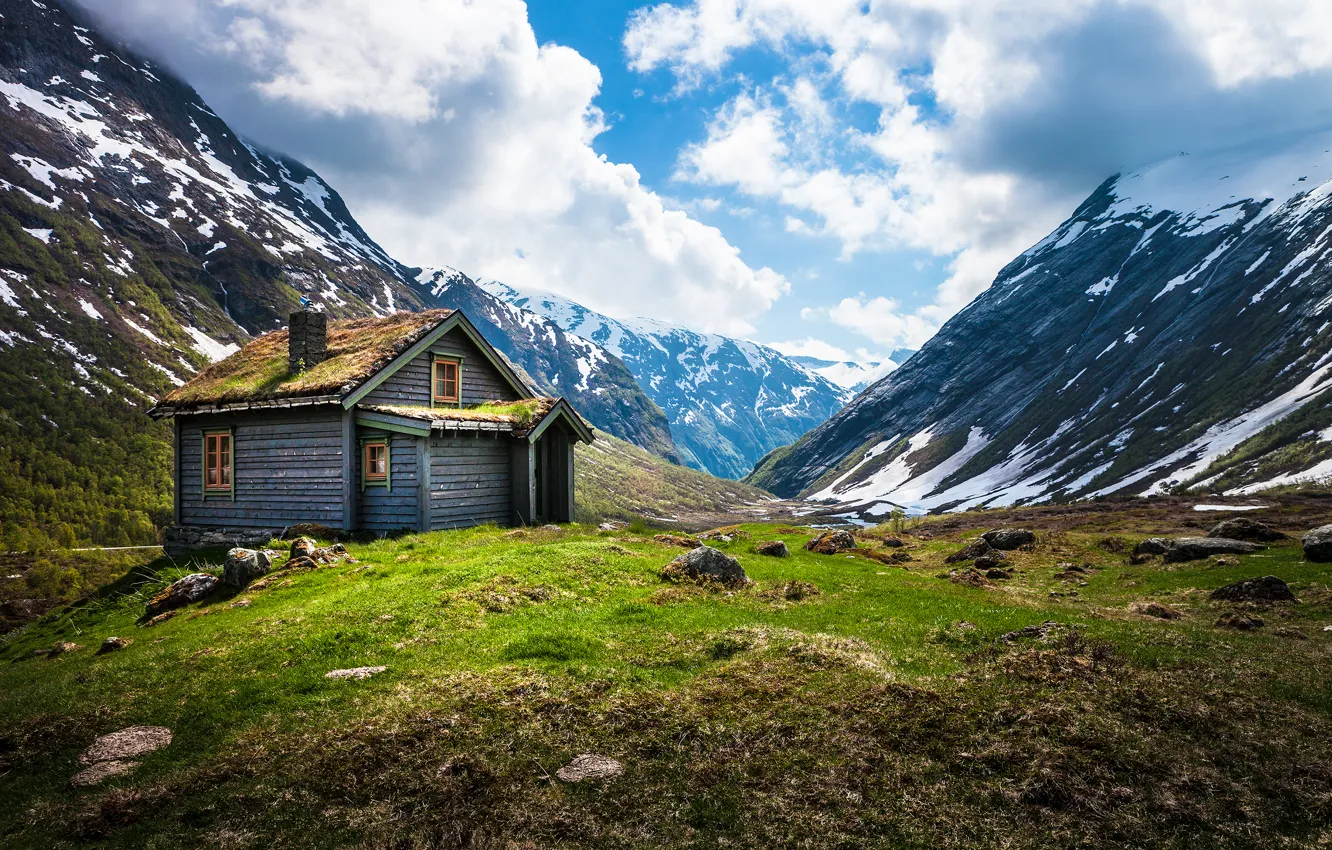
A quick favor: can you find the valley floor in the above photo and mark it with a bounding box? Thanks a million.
[3,500,1332,848]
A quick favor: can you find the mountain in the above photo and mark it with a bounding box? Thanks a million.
[789,348,915,392]
[476,279,853,479]
[0,0,674,547]
[749,133,1332,516]
[414,268,678,462]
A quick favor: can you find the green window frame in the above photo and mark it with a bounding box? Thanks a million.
[360,435,392,492]
[201,427,235,501]
[430,355,463,409]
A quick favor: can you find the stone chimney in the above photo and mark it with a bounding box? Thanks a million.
[288,309,327,373]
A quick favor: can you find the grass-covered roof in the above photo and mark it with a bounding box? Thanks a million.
[361,399,557,430]
[158,310,455,408]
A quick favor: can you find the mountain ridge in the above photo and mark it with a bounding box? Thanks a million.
[749,131,1332,516]
[476,278,853,479]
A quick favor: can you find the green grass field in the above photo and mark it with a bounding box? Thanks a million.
[2,510,1331,848]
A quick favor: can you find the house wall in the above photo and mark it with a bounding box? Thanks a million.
[428,433,513,529]
[362,327,523,408]
[357,432,423,533]
[178,406,344,528]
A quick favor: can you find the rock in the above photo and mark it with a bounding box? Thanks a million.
[80,726,172,765]
[325,665,387,680]
[71,759,140,787]
[945,538,995,564]
[222,547,272,588]
[97,637,131,654]
[949,569,992,588]
[281,523,345,541]
[1133,538,1172,556]
[1208,518,1286,542]
[880,537,905,548]
[1209,575,1296,602]
[46,641,80,657]
[144,611,177,626]
[1129,601,1182,620]
[1216,613,1264,630]
[556,754,623,782]
[289,537,318,559]
[984,567,1012,580]
[755,540,789,557]
[1302,524,1332,562]
[981,528,1036,550]
[654,533,702,548]
[1002,621,1066,643]
[539,524,562,532]
[1162,537,1261,563]
[804,530,857,554]
[284,555,320,572]
[598,521,627,532]
[700,527,751,541]
[145,573,218,617]
[663,546,749,588]
[973,551,1007,570]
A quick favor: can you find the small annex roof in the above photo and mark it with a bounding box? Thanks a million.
[357,398,594,443]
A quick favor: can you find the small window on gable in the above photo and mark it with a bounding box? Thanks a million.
[364,442,388,481]
[204,432,232,492]
[433,358,460,404]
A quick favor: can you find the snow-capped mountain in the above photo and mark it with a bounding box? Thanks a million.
[789,349,915,392]
[476,279,853,479]
[749,132,1332,516]
[414,268,678,461]
[0,0,685,544]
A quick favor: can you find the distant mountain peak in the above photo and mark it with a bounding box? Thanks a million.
[476,279,852,479]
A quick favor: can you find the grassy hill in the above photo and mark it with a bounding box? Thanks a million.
[3,500,1332,848]
[575,430,781,527]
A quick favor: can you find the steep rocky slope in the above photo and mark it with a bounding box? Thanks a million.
[750,133,1332,516]
[0,0,674,545]
[477,279,852,479]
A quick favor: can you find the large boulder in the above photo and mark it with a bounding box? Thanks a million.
[1133,538,1172,556]
[1210,575,1296,603]
[145,574,218,617]
[755,540,789,557]
[804,530,857,555]
[289,537,318,559]
[1162,538,1261,563]
[663,546,749,587]
[1208,518,1286,542]
[1302,524,1332,562]
[222,548,272,588]
[945,538,995,564]
[981,528,1036,550]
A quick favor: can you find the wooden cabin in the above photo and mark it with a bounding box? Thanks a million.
[149,308,593,543]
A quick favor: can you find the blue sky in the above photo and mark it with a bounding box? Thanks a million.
[76,0,1332,365]
[527,0,950,357]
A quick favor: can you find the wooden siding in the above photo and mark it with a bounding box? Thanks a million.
[179,408,344,528]
[358,434,422,533]
[362,327,523,407]
[428,434,513,529]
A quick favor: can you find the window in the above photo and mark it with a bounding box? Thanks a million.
[364,442,388,481]
[433,358,459,404]
[204,432,232,491]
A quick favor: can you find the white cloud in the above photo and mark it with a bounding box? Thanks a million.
[767,337,854,361]
[77,0,788,335]
[629,0,1332,346]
